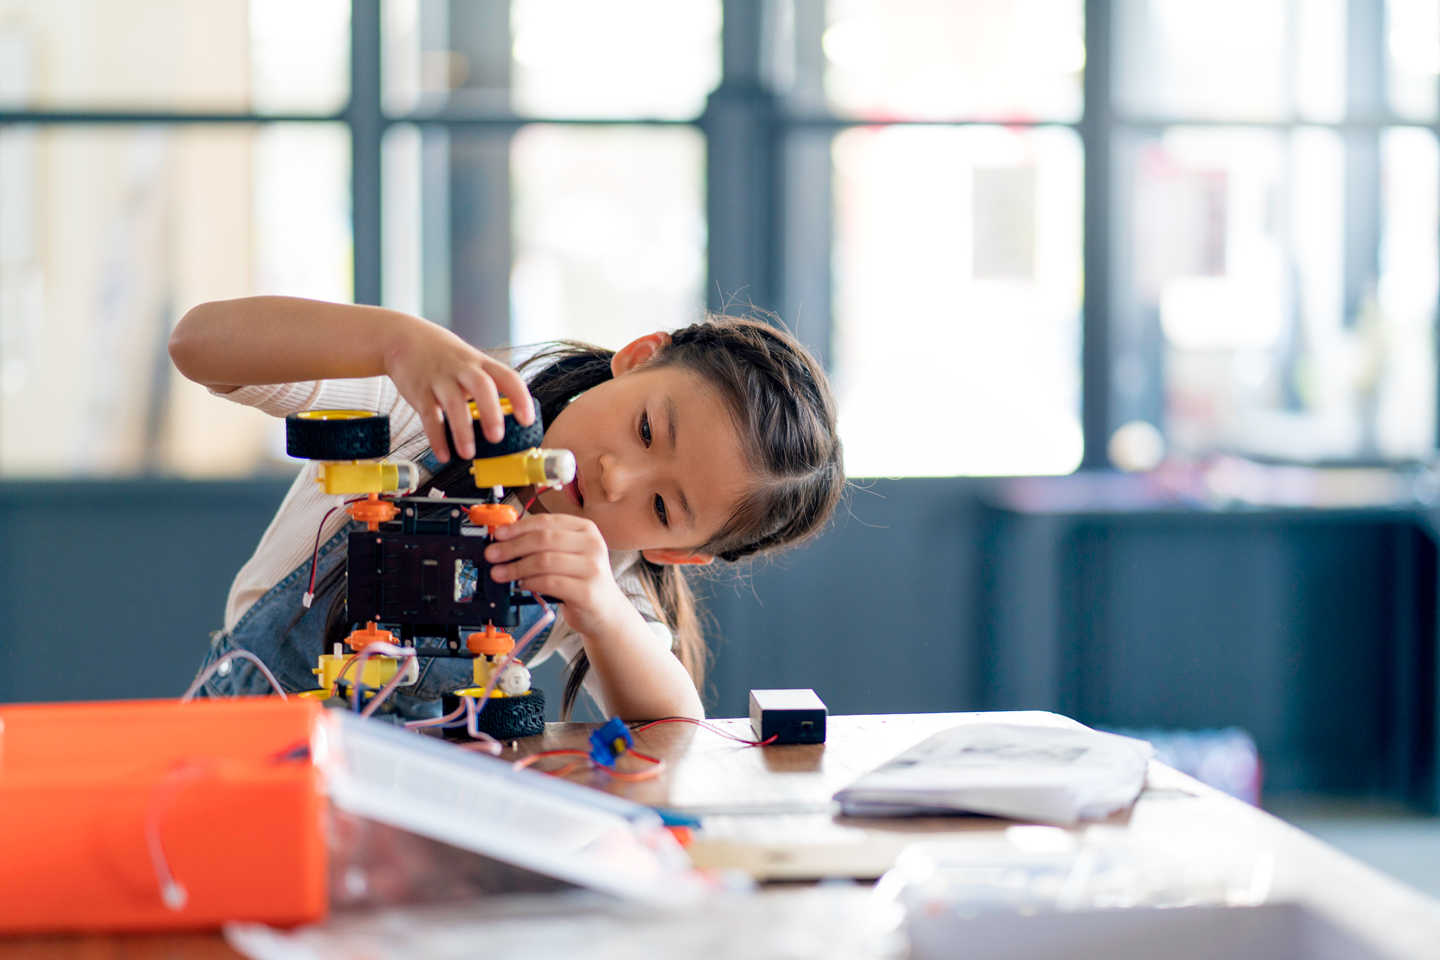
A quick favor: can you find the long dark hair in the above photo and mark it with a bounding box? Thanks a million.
[316,315,845,718]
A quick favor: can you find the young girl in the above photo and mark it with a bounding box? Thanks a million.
[169,297,844,721]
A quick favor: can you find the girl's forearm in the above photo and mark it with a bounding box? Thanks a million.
[171,296,533,459]
[169,296,418,390]
[580,605,705,721]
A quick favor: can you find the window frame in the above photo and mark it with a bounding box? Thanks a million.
[1,0,1432,472]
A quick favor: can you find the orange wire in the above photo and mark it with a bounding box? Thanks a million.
[551,759,589,778]
[511,747,666,781]
[604,749,666,781]
[512,748,588,772]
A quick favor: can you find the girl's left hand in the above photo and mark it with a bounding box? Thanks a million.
[484,514,633,637]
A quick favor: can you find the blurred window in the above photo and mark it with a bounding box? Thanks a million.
[833,125,1083,476]
[377,1,713,364]
[1113,0,1344,122]
[382,0,721,119]
[0,0,353,478]
[1110,0,1440,465]
[0,123,351,476]
[4,0,1436,479]
[825,0,1086,477]
[509,126,707,347]
[0,0,350,114]
[824,0,1084,122]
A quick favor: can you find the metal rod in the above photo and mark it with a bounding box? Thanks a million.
[349,0,384,306]
[1079,0,1113,469]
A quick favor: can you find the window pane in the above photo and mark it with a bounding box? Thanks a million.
[1375,127,1438,456]
[1113,0,1346,122]
[0,124,352,477]
[824,0,1084,122]
[511,125,706,347]
[383,0,721,120]
[1388,0,1440,121]
[1116,126,1437,463]
[832,125,1083,477]
[0,0,349,114]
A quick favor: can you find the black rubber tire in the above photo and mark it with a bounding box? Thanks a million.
[441,689,547,740]
[286,413,389,460]
[444,407,545,461]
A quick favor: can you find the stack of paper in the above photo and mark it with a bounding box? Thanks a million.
[834,722,1154,824]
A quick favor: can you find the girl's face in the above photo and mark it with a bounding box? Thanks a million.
[534,355,752,557]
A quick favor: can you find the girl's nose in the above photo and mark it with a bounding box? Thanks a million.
[597,453,641,502]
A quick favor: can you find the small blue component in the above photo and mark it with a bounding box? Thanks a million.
[589,716,633,767]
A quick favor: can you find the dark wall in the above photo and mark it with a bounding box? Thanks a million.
[0,479,293,703]
[1048,513,1437,802]
[2,478,1435,806]
[704,478,988,718]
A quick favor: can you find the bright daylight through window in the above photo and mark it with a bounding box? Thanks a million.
[0,0,1436,480]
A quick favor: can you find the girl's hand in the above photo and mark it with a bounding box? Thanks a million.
[382,318,534,462]
[484,514,634,638]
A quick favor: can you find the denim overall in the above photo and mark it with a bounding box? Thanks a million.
[192,464,554,720]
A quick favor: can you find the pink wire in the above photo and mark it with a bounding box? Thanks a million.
[344,640,416,715]
[180,649,288,703]
[404,699,468,730]
[631,716,775,746]
[358,650,420,719]
[145,759,210,911]
[464,698,504,755]
[391,593,555,730]
[465,593,556,722]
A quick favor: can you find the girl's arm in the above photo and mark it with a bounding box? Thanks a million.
[487,514,705,720]
[169,296,533,462]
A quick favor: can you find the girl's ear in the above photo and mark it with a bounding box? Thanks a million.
[612,331,673,377]
[642,548,714,566]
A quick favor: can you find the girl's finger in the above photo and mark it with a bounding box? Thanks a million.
[417,396,453,464]
[491,552,593,583]
[467,369,507,445]
[481,357,536,427]
[434,382,476,459]
[485,527,595,563]
[491,513,595,540]
[513,574,587,600]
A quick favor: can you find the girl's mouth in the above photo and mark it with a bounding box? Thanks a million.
[566,473,585,508]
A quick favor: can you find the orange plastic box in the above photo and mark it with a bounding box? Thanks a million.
[0,696,327,933]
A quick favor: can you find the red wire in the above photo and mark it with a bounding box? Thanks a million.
[306,495,375,602]
[631,717,776,747]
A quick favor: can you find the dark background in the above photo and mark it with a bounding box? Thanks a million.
[4,475,1434,810]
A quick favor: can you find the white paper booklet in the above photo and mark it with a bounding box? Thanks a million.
[318,712,706,905]
[834,720,1154,825]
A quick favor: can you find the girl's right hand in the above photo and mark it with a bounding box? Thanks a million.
[382,317,535,462]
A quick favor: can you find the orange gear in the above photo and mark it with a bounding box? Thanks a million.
[348,492,398,531]
[467,503,519,528]
[467,624,515,657]
[347,622,396,651]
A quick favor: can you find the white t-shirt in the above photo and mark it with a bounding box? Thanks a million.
[215,376,673,713]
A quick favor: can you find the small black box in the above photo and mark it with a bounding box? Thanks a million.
[749,688,827,744]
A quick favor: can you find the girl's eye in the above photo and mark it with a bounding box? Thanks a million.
[640,411,653,447]
[654,493,669,527]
